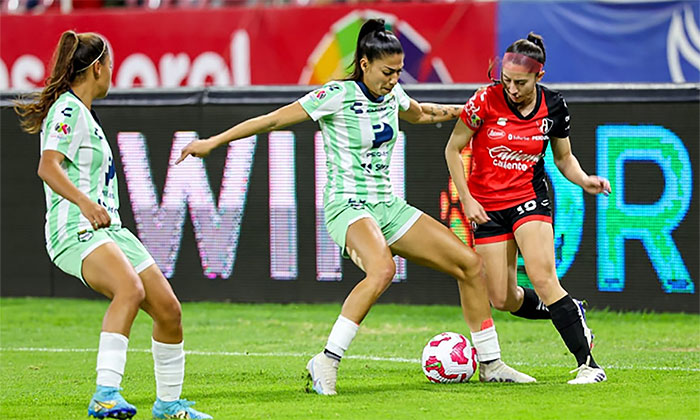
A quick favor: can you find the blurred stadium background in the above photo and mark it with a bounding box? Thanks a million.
[0,0,698,314]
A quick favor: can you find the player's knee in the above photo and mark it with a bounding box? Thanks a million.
[489,293,511,311]
[157,298,182,328]
[366,260,396,292]
[454,248,483,283]
[116,281,146,308]
[527,269,557,290]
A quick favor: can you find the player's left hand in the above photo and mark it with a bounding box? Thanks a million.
[583,175,611,196]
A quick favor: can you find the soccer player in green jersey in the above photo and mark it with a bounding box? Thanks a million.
[15,31,211,419]
[178,19,536,394]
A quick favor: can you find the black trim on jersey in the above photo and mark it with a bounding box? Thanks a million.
[356,81,385,103]
[541,85,570,139]
[531,149,550,199]
[502,84,543,120]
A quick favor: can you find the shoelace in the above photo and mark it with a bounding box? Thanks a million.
[569,356,592,374]
[319,358,338,386]
[169,399,196,411]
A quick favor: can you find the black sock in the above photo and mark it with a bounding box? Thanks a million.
[323,348,342,362]
[548,295,598,368]
[511,287,551,320]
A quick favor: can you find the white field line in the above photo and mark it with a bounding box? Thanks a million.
[2,347,699,372]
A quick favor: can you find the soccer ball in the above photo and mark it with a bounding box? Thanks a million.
[421,332,477,383]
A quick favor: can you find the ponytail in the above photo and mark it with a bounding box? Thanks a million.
[346,18,403,81]
[14,31,106,134]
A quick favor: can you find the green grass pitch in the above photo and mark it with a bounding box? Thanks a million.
[1,297,698,419]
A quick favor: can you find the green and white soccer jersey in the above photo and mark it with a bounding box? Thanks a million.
[299,80,411,204]
[40,91,122,259]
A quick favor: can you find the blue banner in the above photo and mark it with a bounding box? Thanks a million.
[498,1,700,82]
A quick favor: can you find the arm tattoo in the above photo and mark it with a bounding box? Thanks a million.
[423,103,462,122]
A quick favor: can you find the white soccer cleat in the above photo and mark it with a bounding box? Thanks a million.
[478,359,537,383]
[574,299,595,350]
[306,352,339,395]
[568,358,607,384]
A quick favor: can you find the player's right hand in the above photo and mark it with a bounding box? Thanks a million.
[175,138,216,164]
[79,199,111,230]
[462,197,491,225]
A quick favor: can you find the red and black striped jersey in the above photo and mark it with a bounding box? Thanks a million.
[459,83,570,211]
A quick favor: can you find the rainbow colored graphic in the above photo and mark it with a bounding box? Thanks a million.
[299,10,452,85]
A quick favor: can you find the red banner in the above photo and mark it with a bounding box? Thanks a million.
[0,3,495,89]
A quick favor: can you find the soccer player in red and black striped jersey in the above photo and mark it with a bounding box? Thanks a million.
[445,33,610,384]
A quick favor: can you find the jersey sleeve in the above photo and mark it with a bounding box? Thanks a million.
[42,100,83,162]
[391,83,412,112]
[459,88,490,131]
[548,92,571,139]
[298,81,346,121]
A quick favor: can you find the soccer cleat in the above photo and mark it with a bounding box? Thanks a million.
[568,357,607,384]
[87,385,137,419]
[574,299,595,350]
[478,359,537,383]
[152,398,213,419]
[305,352,339,395]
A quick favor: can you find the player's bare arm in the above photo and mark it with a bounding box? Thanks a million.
[177,101,310,164]
[551,136,611,195]
[399,98,461,124]
[444,119,490,224]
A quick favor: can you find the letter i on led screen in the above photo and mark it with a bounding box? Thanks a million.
[269,131,298,280]
[390,132,407,282]
[315,132,342,281]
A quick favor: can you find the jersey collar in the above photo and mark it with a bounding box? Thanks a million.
[502,84,542,120]
[68,89,102,125]
[355,81,385,103]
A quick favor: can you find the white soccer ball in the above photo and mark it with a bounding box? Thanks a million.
[421,332,477,383]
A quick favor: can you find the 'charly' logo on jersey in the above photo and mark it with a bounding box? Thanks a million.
[350,102,363,114]
[371,122,394,149]
[487,128,506,140]
[539,118,553,134]
[54,122,71,135]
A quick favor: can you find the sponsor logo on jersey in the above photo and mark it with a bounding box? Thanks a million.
[487,128,506,140]
[371,122,394,149]
[54,122,71,135]
[347,197,367,209]
[487,145,543,171]
[539,118,553,134]
[497,117,508,126]
[507,133,548,142]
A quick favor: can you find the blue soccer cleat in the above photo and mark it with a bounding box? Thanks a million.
[152,398,213,419]
[88,385,137,419]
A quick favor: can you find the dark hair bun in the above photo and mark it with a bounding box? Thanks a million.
[358,18,386,44]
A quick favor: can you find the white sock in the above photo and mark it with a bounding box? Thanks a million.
[96,332,129,388]
[325,315,359,359]
[152,339,185,402]
[471,326,501,363]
